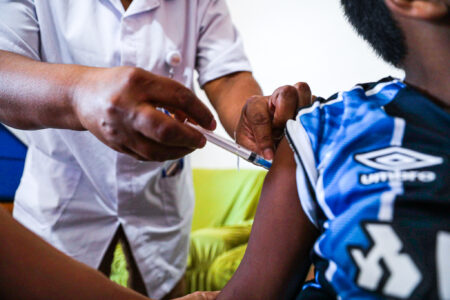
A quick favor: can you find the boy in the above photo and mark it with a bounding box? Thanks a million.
[217,0,449,299]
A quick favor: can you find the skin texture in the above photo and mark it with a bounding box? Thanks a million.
[217,139,318,300]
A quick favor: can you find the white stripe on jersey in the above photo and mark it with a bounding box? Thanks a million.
[325,260,338,285]
[378,117,406,221]
[391,117,405,146]
[365,79,401,97]
[296,92,344,118]
[286,120,320,226]
[286,119,318,186]
[317,171,336,220]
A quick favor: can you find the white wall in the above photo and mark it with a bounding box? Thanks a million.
[190,0,404,169]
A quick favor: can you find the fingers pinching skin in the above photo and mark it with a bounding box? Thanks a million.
[234,82,315,162]
[244,96,274,160]
[269,85,300,129]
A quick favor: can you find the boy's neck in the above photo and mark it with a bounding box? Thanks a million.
[402,20,450,110]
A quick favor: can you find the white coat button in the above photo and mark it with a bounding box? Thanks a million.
[165,50,182,67]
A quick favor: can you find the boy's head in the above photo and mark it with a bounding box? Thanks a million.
[341,0,449,67]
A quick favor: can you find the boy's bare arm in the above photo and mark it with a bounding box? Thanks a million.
[217,138,318,300]
[0,207,153,300]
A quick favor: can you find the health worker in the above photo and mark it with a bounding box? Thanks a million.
[0,0,308,298]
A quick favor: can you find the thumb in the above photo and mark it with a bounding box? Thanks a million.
[293,82,313,108]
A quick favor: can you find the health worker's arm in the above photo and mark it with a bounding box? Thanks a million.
[203,71,262,138]
[0,50,216,161]
[217,137,319,300]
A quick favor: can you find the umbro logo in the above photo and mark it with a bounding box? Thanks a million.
[355,147,443,185]
[355,147,443,171]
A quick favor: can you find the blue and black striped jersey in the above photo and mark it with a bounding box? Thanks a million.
[285,77,449,300]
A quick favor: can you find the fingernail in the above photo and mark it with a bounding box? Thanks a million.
[263,148,274,160]
[209,119,217,130]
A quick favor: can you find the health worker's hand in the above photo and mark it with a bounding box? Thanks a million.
[72,66,216,161]
[236,82,313,160]
[173,291,220,300]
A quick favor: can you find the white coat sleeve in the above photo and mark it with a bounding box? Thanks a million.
[195,0,252,87]
[0,0,40,61]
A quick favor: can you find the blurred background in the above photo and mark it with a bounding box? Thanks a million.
[191,0,404,169]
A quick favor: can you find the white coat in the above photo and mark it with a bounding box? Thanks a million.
[0,0,251,298]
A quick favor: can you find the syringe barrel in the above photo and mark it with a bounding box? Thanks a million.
[186,122,271,169]
[186,122,252,159]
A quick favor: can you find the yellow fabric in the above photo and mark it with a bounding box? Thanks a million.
[208,243,248,291]
[186,222,252,292]
[110,243,129,287]
[191,169,266,231]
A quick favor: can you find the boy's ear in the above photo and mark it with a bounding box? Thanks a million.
[385,0,448,20]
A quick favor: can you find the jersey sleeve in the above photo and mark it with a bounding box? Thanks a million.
[0,0,40,61]
[195,0,252,86]
[285,94,345,227]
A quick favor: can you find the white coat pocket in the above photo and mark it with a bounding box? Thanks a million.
[159,164,194,227]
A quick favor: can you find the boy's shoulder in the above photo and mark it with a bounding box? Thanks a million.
[293,76,405,132]
[286,77,406,166]
[287,76,449,157]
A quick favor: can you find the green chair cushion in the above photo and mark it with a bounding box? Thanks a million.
[186,222,252,293]
[208,243,248,291]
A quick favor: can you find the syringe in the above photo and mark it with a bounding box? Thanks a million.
[186,121,272,170]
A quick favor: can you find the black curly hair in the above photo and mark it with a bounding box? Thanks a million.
[340,0,407,67]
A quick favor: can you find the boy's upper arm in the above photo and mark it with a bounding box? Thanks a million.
[218,138,318,300]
